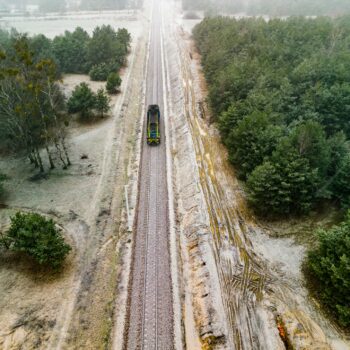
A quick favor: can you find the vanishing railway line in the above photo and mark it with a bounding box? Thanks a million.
[124,0,174,349]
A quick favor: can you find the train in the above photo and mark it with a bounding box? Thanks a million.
[147,104,161,145]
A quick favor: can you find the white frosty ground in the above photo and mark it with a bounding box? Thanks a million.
[0,16,145,349]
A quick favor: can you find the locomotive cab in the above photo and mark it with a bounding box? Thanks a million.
[147,105,160,145]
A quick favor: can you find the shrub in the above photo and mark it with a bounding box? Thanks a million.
[106,72,122,94]
[247,148,318,216]
[95,88,110,117]
[89,61,120,81]
[227,111,284,179]
[1,212,71,269]
[116,28,131,52]
[307,212,350,327]
[68,82,96,118]
[89,63,110,81]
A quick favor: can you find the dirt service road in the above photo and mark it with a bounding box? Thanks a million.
[124,1,174,349]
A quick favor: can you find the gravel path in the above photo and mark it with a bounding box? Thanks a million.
[124,1,174,349]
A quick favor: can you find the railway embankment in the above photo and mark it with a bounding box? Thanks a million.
[162,6,230,350]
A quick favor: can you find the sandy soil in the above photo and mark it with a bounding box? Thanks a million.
[0,16,146,349]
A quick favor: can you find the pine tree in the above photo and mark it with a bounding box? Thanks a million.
[106,72,122,94]
[67,82,96,119]
[95,88,110,117]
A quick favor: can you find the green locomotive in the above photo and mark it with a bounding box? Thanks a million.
[147,104,161,145]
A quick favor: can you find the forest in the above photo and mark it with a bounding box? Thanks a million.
[183,0,350,16]
[193,16,350,217]
[0,25,130,79]
[0,25,131,171]
[193,15,350,327]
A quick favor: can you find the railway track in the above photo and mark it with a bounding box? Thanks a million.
[124,0,174,349]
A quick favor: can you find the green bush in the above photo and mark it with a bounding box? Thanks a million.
[307,212,350,327]
[89,61,120,81]
[95,88,110,117]
[89,63,110,81]
[106,72,122,94]
[68,82,96,118]
[227,111,284,179]
[116,28,131,49]
[247,147,318,216]
[0,212,71,269]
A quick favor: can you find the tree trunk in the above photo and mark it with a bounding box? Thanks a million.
[46,146,55,169]
[61,139,71,166]
[29,153,36,165]
[35,148,44,173]
[55,141,67,169]
[31,151,39,168]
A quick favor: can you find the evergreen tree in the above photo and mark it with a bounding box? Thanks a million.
[0,212,71,269]
[331,154,350,209]
[227,111,284,179]
[0,36,70,171]
[247,146,318,216]
[87,25,121,67]
[52,27,90,74]
[67,82,96,119]
[193,16,350,217]
[95,88,110,117]
[106,72,122,94]
[307,213,350,327]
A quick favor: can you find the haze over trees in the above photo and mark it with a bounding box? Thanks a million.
[38,0,66,13]
[193,16,350,216]
[79,0,128,11]
[183,0,350,16]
